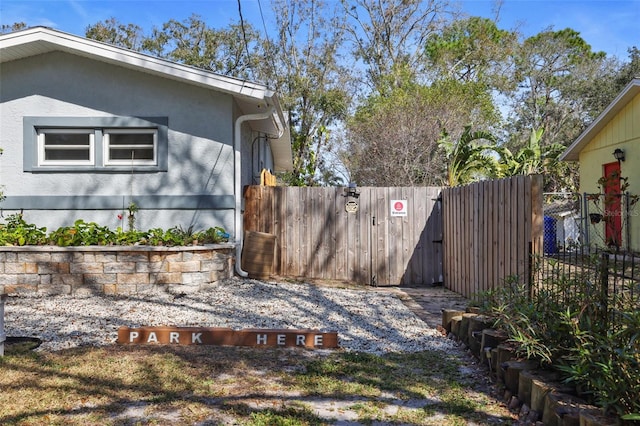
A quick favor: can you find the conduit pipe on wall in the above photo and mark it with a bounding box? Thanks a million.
[234,106,277,277]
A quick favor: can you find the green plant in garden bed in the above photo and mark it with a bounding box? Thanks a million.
[0,213,230,247]
[49,219,116,246]
[473,256,640,420]
[557,307,640,419]
[0,213,48,246]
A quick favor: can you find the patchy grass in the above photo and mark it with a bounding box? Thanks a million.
[0,344,515,425]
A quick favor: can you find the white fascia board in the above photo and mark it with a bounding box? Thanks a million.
[561,79,640,161]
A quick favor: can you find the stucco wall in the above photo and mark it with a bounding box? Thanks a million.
[0,51,251,235]
[578,92,640,250]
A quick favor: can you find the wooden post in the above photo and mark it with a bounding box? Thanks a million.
[503,360,538,395]
[459,313,477,345]
[481,329,507,355]
[467,315,494,357]
[542,392,587,426]
[441,309,464,333]
[496,343,517,383]
[450,315,462,337]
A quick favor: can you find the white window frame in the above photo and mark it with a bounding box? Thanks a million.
[24,117,169,173]
[37,129,95,166]
[103,129,158,166]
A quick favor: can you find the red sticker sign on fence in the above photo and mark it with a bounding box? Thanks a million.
[391,200,408,216]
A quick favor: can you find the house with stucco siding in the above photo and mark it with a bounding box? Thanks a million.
[0,27,292,255]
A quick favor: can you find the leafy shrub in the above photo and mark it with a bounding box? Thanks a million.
[557,303,640,418]
[48,220,116,246]
[0,215,230,247]
[474,256,640,418]
[0,213,48,246]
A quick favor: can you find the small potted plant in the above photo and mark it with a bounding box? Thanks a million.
[589,213,603,224]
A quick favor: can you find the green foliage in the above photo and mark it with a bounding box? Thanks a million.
[0,213,48,246]
[114,228,148,245]
[477,277,556,365]
[48,220,116,246]
[439,125,500,187]
[499,128,565,176]
[126,202,139,231]
[85,18,144,50]
[0,216,229,247]
[424,16,517,91]
[345,78,500,186]
[556,307,640,417]
[1,22,26,34]
[199,226,230,244]
[475,255,640,418]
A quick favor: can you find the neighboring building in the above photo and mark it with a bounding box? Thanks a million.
[0,27,292,242]
[561,78,640,251]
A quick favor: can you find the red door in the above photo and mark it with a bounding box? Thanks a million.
[603,162,622,248]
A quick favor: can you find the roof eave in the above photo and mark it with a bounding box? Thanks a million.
[560,78,640,161]
[0,26,272,101]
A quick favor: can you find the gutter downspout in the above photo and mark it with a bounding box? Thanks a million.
[234,107,276,277]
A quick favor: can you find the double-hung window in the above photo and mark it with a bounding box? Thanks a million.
[24,117,168,172]
[104,129,157,165]
[37,129,95,166]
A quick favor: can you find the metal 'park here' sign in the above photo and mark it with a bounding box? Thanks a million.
[117,326,339,349]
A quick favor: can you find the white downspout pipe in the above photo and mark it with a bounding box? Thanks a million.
[234,107,276,277]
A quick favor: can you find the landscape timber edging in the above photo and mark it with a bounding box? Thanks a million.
[0,244,235,296]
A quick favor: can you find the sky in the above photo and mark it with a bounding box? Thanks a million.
[0,0,639,60]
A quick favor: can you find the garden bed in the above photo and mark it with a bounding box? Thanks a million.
[0,244,234,295]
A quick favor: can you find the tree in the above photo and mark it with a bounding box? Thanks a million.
[424,16,517,92]
[85,9,350,187]
[259,0,352,186]
[85,18,145,50]
[505,28,608,151]
[578,47,640,121]
[87,15,262,80]
[439,126,500,186]
[340,0,453,93]
[1,22,26,34]
[142,14,262,79]
[343,76,496,186]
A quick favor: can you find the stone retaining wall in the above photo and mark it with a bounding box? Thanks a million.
[0,245,235,295]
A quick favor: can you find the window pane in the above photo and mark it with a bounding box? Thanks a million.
[109,133,154,146]
[110,147,154,160]
[43,133,91,161]
[45,149,90,161]
[45,133,90,146]
[107,132,155,162]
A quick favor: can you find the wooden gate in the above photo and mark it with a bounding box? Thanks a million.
[243,186,443,286]
[441,175,544,298]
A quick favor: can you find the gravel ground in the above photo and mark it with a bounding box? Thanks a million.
[3,277,457,355]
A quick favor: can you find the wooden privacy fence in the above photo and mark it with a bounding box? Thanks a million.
[441,175,544,298]
[243,186,443,286]
[243,176,543,294]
